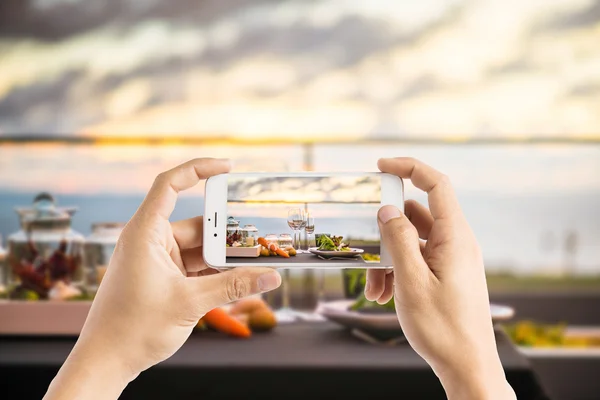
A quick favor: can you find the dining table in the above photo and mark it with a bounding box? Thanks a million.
[0,321,549,399]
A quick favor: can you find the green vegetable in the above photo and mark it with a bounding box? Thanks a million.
[332,236,344,247]
[317,235,336,251]
[317,234,350,251]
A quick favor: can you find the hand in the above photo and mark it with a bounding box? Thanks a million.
[365,158,515,400]
[44,158,282,400]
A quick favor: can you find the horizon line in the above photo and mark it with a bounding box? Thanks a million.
[1,135,600,146]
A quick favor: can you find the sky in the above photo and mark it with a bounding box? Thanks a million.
[1,0,599,139]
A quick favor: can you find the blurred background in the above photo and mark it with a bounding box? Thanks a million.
[1,1,600,398]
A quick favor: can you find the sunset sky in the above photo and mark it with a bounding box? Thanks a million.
[1,0,599,139]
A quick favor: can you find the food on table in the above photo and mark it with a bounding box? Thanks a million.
[230,297,277,332]
[226,217,242,247]
[227,220,262,248]
[259,247,271,257]
[269,249,277,256]
[504,321,600,348]
[362,253,381,262]
[258,237,290,258]
[316,235,350,251]
[8,287,40,301]
[9,238,83,300]
[48,280,82,301]
[242,224,259,247]
[284,246,297,256]
[196,318,207,330]
[202,307,252,338]
[197,298,278,337]
[249,308,277,332]
[7,193,86,300]
[230,297,269,315]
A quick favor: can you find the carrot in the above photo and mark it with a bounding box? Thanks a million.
[275,248,290,258]
[257,237,290,258]
[203,308,252,338]
[257,237,270,248]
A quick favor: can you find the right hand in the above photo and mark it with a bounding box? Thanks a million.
[366,158,515,400]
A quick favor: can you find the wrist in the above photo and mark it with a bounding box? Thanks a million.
[44,341,136,400]
[435,353,516,400]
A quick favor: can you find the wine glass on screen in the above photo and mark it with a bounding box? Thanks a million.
[287,208,306,253]
[305,212,315,249]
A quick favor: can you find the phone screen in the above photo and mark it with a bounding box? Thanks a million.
[225,174,382,266]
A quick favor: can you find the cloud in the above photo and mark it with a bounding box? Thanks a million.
[1,0,600,138]
[538,0,600,31]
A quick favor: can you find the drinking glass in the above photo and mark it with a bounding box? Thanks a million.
[287,208,306,252]
[304,212,315,248]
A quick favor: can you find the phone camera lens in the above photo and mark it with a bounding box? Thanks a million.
[214,233,217,237]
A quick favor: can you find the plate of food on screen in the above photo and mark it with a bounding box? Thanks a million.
[308,235,364,258]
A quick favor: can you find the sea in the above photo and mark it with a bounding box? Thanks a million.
[1,191,599,275]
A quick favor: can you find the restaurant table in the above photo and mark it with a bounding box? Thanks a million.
[227,252,367,265]
[0,322,549,399]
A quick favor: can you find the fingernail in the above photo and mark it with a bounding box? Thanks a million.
[378,205,401,224]
[258,271,281,292]
[217,158,233,169]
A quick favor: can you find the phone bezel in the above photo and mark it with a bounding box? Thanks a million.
[203,172,403,269]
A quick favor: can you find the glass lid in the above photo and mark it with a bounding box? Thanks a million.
[15,192,77,230]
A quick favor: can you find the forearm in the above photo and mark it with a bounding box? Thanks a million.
[44,342,135,400]
[436,353,516,400]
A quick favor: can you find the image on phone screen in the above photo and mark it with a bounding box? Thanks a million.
[225,174,382,266]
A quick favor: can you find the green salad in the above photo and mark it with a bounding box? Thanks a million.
[316,235,351,251]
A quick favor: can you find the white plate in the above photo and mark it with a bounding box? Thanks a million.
[308,247,364,258]
[318,300,515,333]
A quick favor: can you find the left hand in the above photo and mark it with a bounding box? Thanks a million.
[44,158,282,400]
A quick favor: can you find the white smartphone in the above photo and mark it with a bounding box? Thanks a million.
[203,172,403,269]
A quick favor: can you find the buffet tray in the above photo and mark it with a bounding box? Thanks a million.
[226,245,261,257]
[0,300,91,336]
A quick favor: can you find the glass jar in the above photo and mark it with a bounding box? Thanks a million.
[7,193,85,300]
[84,222,124,292]
[226,217,241,246]
[242,224,259,247]
[278,233,293,248]
[264,234,279,246]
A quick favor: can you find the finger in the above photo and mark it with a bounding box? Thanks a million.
[376,272,394,304]
[404,199,434,239]
[365,269,385,301]
[172,216,204,250]
[139,158,230,222]
[378,205,432,286]
[181,247,206,272]
[378,157,461,221]
[186,267,281,313]
[365,269,386,301]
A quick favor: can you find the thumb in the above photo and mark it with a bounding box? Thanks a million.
[187,267,281,314]
[378,205,429,286]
